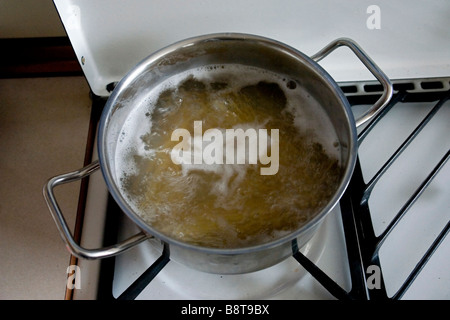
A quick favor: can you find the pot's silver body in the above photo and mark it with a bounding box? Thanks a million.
[45,33,392,274]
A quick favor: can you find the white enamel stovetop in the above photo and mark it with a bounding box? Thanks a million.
[52,0,450,300]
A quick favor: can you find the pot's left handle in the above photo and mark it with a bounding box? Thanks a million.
[43,160,150,260]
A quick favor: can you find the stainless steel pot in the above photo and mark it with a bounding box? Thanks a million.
[44,33,392,274]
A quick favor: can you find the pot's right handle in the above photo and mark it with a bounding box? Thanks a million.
[43,160,151,260]
[311,38,393,127]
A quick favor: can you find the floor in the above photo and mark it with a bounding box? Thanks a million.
[0,76,91,299]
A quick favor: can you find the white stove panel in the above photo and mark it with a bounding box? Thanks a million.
[54,0,450,97]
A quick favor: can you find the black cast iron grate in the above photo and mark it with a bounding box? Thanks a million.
[94,84,450,300]
[302,86,450,300]
[337,88,450,300]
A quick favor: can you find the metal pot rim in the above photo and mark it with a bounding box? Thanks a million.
[44,33,391,265]
[97,32,359,255]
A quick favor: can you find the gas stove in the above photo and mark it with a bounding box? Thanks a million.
[50,0,450,301]
[64,78,449,301]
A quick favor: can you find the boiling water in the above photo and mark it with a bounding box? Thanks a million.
[115,64,342,248]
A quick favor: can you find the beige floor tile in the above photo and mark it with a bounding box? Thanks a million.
[0,77,91,299]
